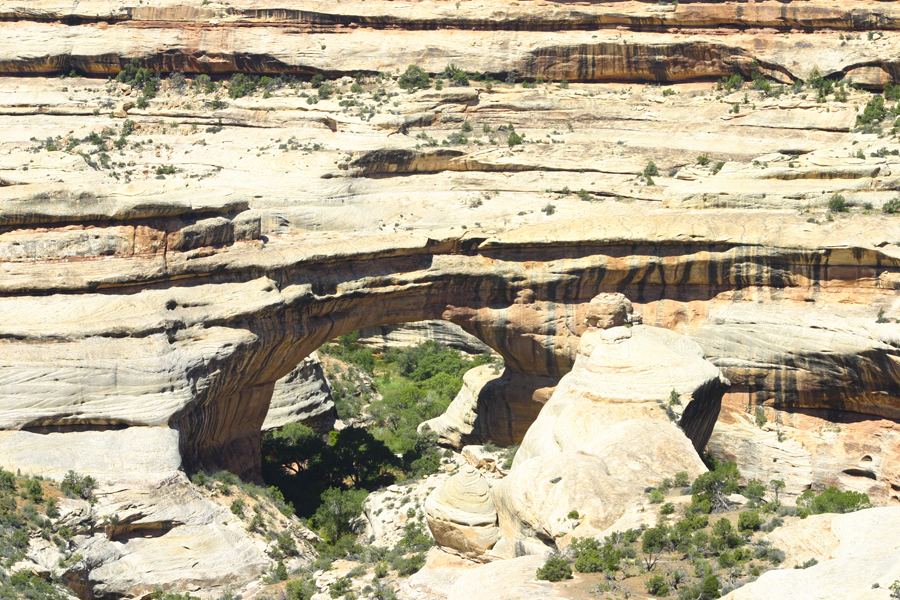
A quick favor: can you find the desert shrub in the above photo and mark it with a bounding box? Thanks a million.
[737,510,762,532]
[883,197,900,214]
[827,193,849,212]
[717,74,743,91]
[536,557,572,582]
[392,552,426,576]
[797,487,871,515]
[60,471,97,500]
[673,471,690,487]
[440,64,469,87]
[285,577,317,600]
[699,575,720,600]
[398,65,431,91]
[690,458,740,513]
[571,537,621,574]
[116,58,156,91]
[645,574,669,596]
[857,95,886,127]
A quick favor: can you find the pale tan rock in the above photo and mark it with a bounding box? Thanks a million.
[401,547,479,600]
[422,366,557,448]
[722,507,900,600]
[708,395,900,506]
[584,292,639,329]
[263,352,335,432]
[357,320,492,356]
[20,472,314,599]
[424,465,500,558]
[447,554,571,600]
[515,324,729,468]
[491,451,645,559]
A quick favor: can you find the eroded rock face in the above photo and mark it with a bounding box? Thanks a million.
[424,465,500,559]
[26,473,314,600]
[357,321,492,356]
[422,366,557,449]
[515,324,730,468]
[4,0,900,597]
[491,451,645,559]
[264,352,336,432]
[488,317,725,558]
[708,395,900,506]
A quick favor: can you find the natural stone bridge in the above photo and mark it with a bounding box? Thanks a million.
[3,205,900,484]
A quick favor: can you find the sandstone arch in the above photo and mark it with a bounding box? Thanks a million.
[4,210,900,484]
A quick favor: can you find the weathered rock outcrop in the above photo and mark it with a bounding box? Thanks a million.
[424,465,500,559]
[22,473,314,599]
[263,352,335,432]
[4,0,900,594]
[422,366,557,448]
[3,214,900,485]
[485,301,724,558]
[514,320,730,466]
[492,451,647,558]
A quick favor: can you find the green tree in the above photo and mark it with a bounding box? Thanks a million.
[700,574,720,599]
[536,557,572,582]
[326,427,400,489]
[645,574,669,597]
[398,65,431,91]
[691,459,740,512]
[769,479,785,502]
[744,479,766,506]
[311,487,368,543]
[737,510,762,533]
[262,422,327,475]
[642,525,669,570]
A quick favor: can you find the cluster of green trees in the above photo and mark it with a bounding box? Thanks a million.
[536,459,873,599]
[0,469,82,599]
[264,336,494,544]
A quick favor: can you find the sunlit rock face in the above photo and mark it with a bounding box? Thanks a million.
[484,304,725,559]
[263,352,336,432]
[4,214,900,485]
[424,465,500,559]
[5,1,900,598]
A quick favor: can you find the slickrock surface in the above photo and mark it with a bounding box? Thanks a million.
[21,473,314,599]
[402,549,572,600]
[492,450,646,558]
[721,507,900,600]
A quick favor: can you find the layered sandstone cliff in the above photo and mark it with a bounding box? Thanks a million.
[3,0,900,595]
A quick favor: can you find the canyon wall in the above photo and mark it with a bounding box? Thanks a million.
[3,0,900,594]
